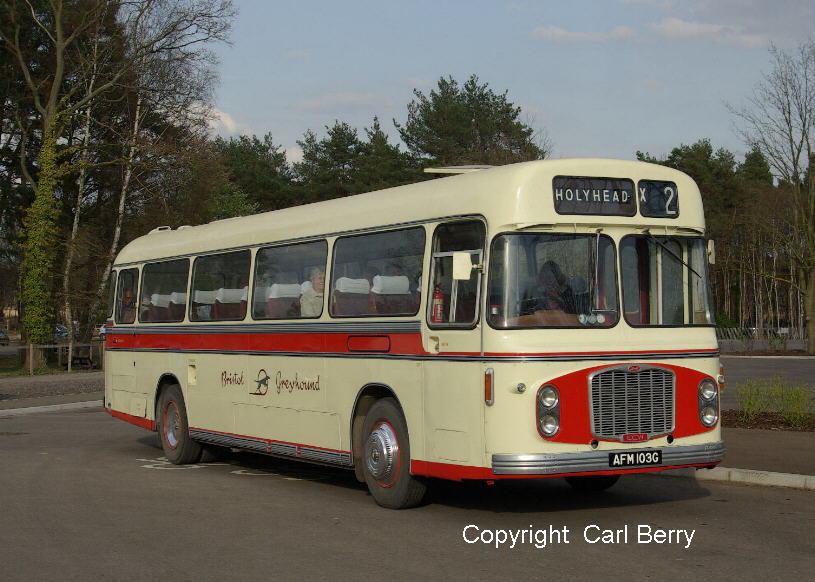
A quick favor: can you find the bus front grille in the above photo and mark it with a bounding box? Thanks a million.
[589,366,675,440]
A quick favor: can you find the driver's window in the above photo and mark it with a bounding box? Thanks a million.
[427,220,485,328]
[115,268,139,324]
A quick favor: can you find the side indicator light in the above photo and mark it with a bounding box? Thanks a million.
[484,368,494,406]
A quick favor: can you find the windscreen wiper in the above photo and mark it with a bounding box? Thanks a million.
[644,230,702,280]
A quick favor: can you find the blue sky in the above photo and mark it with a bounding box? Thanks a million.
[209,0,814,164]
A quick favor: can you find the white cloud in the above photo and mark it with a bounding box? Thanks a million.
[207,108,252,137]
[285,146,304,164]
[533,25,635,43]
[650,17,768,47]
[296,92,385,112]
[673,1,814,45]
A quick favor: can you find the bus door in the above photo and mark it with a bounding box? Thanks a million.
[422,220,486,467]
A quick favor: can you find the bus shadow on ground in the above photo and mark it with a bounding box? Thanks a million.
[423,473,712,513]
[137,434,362,490]
[137,433,712,511]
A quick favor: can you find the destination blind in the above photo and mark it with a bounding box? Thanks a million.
[638,180,679,218]
[553,176,636,216]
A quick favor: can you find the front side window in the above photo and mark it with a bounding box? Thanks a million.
[115,268,139,324]
[330,227,425,317]
[140,259,189,323]
[488,233,618,328]
[106,271,118,319]
[428,220,485,327]
[253,240,328,319]
[190,250,250,321]
[620,235,713,326]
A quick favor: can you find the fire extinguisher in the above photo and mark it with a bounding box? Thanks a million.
[431,285,445,323]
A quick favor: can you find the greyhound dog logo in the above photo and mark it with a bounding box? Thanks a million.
[251,369,270,396]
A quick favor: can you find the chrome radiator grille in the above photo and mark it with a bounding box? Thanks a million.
[589,366,675,439]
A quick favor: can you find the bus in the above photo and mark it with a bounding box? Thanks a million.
[104,159,724,509]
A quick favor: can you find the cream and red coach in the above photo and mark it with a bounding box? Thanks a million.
[105,159,724,508]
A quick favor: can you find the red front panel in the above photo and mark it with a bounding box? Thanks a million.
[541,362,714,444]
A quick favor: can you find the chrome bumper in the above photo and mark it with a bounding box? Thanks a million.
[492,441,725,475]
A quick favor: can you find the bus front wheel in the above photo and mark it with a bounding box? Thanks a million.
[157,384,204,464]
[361,398,426,509]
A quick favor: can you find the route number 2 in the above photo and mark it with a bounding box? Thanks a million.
[638,180,679,218]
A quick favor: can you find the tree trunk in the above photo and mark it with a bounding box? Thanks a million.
[806,269,815,353]
[20,121,61,344]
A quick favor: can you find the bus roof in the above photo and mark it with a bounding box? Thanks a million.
[114,158,705,265]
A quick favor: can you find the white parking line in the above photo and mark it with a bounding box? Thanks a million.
[0,400,101,417]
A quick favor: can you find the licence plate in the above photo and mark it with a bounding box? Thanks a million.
[608,450,662,467]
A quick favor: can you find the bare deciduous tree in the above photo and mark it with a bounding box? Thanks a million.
[0,0,234,345]
[82,0,232,336]
[730,40,815,351]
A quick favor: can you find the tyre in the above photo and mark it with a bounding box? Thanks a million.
[361,398,426,509]
[157,384,204,464]
[565,474,620,492]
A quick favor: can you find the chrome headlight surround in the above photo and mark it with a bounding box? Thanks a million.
[698,378,719,427]
[537,384,560,438]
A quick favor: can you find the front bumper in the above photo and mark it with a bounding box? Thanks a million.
[492,441,725,475]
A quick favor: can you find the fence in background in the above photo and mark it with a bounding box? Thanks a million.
[0,343,104,375]
[716,327,807,352]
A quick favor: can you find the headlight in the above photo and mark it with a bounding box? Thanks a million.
[700,405,718,427]
[536,384,560,438]
[539,414,559,437]
[698,378,719,427]
[538,385,559,408]
[699,379,717,401]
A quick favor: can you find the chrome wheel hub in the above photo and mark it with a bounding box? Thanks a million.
[365,422,399,486]
[164,403,180,449]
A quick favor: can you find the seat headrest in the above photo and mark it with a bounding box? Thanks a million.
[193,290,217,304]
[150,293,172,308]
[215,287,248,303]
[266,283,301,299]
[169,292,186,304]
[334,277,370,294]
[371,275,410,295]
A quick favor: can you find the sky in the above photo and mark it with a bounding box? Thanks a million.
[208,0,815,165]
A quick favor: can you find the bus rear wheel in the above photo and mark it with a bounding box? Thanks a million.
[565,474,620,492]
[361,398,426,509]
[157,384,204,464]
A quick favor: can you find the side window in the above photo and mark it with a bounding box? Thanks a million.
[253,240,328,319]
[190,250,250,321]
[106,270,118,320]
[115,268,139,324]
[330,227,425,317]
[428,220,485,327]
[140,259,189,323]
